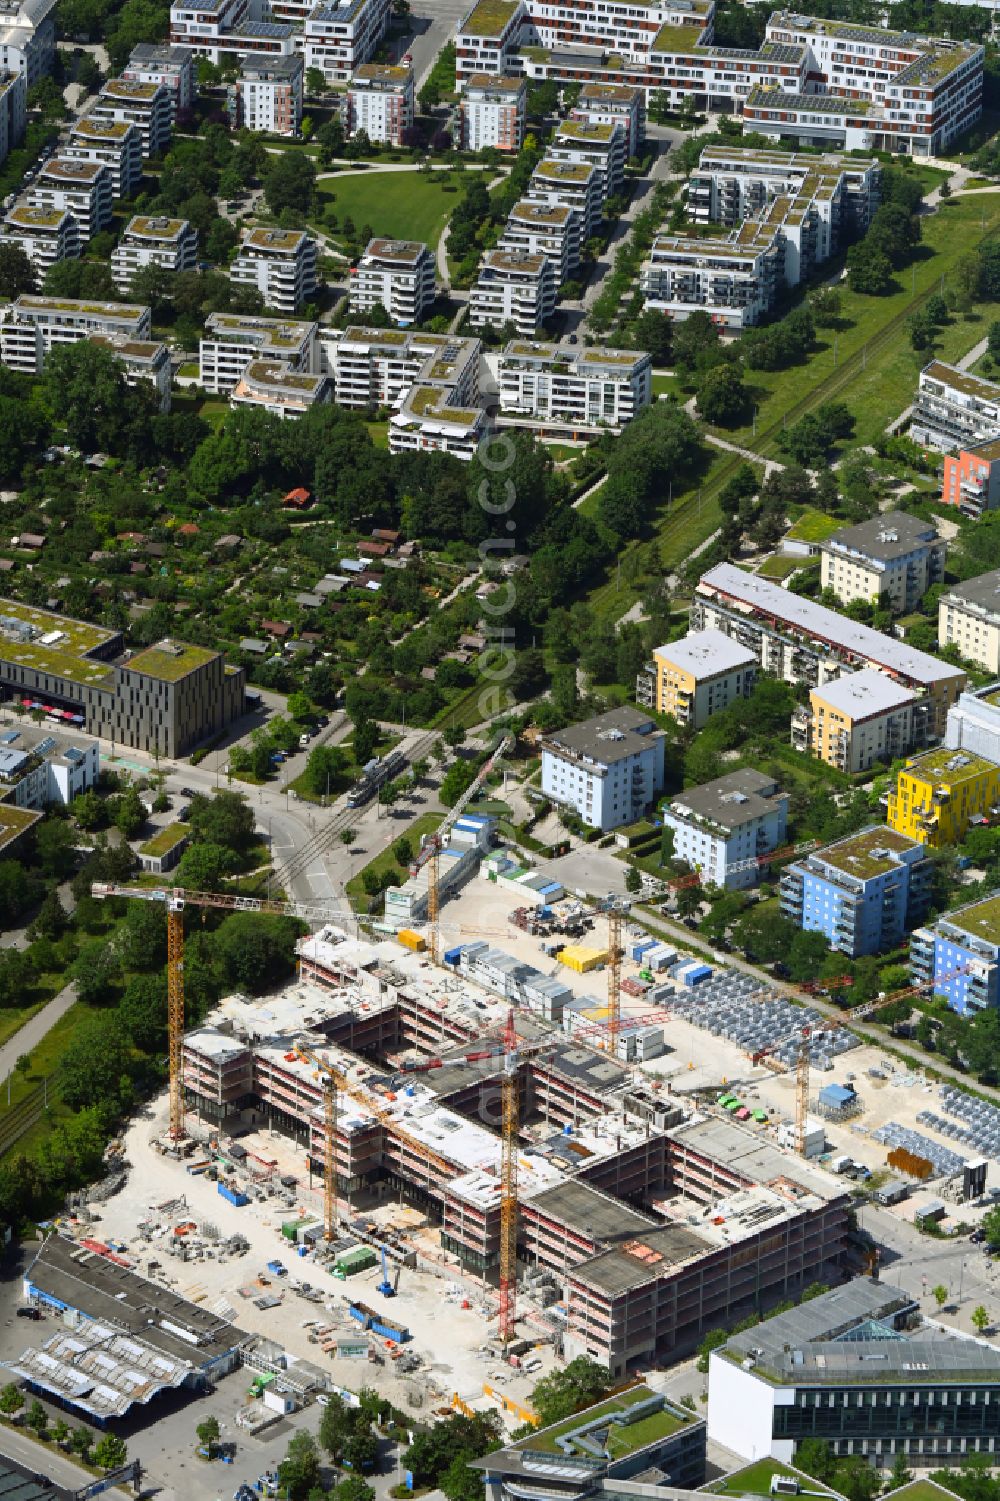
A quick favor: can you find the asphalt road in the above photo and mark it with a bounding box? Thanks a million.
[399,0,472,87]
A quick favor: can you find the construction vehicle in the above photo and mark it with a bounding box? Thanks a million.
[376,1248,396,1298]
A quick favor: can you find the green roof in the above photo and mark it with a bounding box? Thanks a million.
[816,825,918,881]
[126,641,217,682]
[904,746,998,784]
[946,892,1000,947]
[0,600,118,688]
[461,0,520,36]
[0,804,42,850]
[140,821,190,857]
[705,1460,842,1499]
[514,1385,688,1456]
[784,508,842,544]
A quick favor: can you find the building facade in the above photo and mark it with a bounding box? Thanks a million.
[496,340,652,435]
[887,746,1000,848]
[0,0,55,87]
[0,70,25,168]
[459,74,525,151]
[912,361,1000,453]
[636,628,756,728]
[89,78,172,158]
[780,825,931,958]
[540,706,665,832]
[302,0,392,84]
[911,893,1000,1015]
[110,214,198,289]
[65,118,143,199]
[0,294,151,374]
[820,512,945,614]
[944,682,1000,762]
[230,227,317,314]
[347,62,413,143]
[122,42,195,116]
[0,725,99,809]
[498,199,581,281]
[349,238,435,326]
[939,570,1000,674]
[198,312,318,392]
[940,440,1000,519]
[792,671,920,774]
[26,157,112,243]
[231,359,331,419]
[662,768,788,891]
[469,249,556,336]
[233,52,303,135]
[0,205,78,274]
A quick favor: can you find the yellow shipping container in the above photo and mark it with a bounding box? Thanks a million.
[398,929,426,951]
[557,945,608,973]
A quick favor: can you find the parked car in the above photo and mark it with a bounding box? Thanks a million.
[17,1306,40,1319]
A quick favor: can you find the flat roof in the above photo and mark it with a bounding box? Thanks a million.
[921,360,1000,404]
[541,706,662,767]
[822,511,940,563]
[0,805,42,850]
[903,746,998,784]
[943,568,1000,617]
[459,0,520,36]
[654,628,756,680]
[0,598,118,687]
[566,1222,714,1295]
[698,563,965,687]
[934,892,1000,949]
[524,1180,656,1241]
[241,226,308,253]
[667,769,784,832]
[124,639,218,682]
[812,669,916,719]
[806,824,920,882]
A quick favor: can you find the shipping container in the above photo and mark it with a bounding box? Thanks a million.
[217,1182,249,1207]
[370,1316,410,1343]
[336,1247,377,1276]
[397,929,426,952]
[443,947,463,966]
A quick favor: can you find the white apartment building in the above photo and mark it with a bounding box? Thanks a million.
[498,199,580,281]
[349,238,435,327]
[230,227,317,314]
[540,706,666,833]
[89,79,172,159]
[662,769,789,891]
[469,249,555,336]
[641,227,781,329]
[548,120,626,206]
[0,294,152,374]
[234,52,302,135]
[571,83,645,158]
[496,340,652,434]
[325,325,480,410]
[347,62,412,144]
[65,118,142,199]
[455,0,525,84]
[111,214,198,290]
[0,0,55,87]
[0,69,25,168]
[88,332,172,409]
[0,205,78,275]
[459,74,526,151]
[526,157,602,240]
[939,571,1000,675]
[122,42,194,116]
[170,0,297,64]
[27,158,112,242]
[912,361,1000,453]
[231,360,332,418]
[0,726,100,809]
[199,311,318,392]
[635,629,758,728]
[302,0,391,84]
[389,382,491,462]
[819,512,945,615]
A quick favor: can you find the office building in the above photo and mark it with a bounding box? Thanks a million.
[661,768,788,891]
[548,120,626,207]
[111,214,198,290]
[0,69,25,168]
[122,42,194,116]
[26,158,112,243]
[498,198,581,281]
[693,563,965,735]
[89,78,172,159]
[231,360,331,419]
[820,512,945,614]
[0,294,151,374]
[939,570,1000,674]
[571,82,645,158]
[540,706,665,832]
[0,205,78,274]
[302,0,392,84]
[496,340,651,435]
[0,0,55,86]
[347,62,413,144]
[792,671,920,774]
[887,746,1000,848]
[708,1277,1000,1464]
[65,118,142,199]
[526,157,602,240]
[0,723,99,808]
[232,53,303,136]
[0,604,245,757]
[911,893,1000,1014]
[459,74,525,151]
[198,312,318,392]
[636,629,756,728]
[348,238,435,327]
[944,681,1000,762]
[940,439,1000,519]
[912,361,1000,454]
[230,227,317,314]
[469,249,556,336]
[780,825,931,958]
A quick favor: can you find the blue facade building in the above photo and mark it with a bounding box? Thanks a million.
[779,825,931,958]
[910,893,1000,1015]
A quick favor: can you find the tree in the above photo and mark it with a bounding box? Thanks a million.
[25,1399,47,1433]
[304,743,347,800]
[392,835,413,866]
[287,691,313,723]
[72,788,104,831]
[696,363,747,426]
[972,1304,990,1334]
[884,1453,912,1494]
[70,1427,94,1459]
[846,241,894,295]
[624,865,642,894]
[114,784,146,839]
[27,889,68,943]
[118,974,168,1052]
[795,1439,837,1484]
[61,1012,133,1114]
[835,1457,882,1501]
[340,828,357,846]
[279,1432,321,1501]
[932,1283,948,1308]
[530,1358,611,1427]
[34,818,77,879]
[264,153,316,217]
[441,759,478,808]
[319,1393,354,1458]
[197,1416,221,1454]
[41,340,138,455]
[353,716,379,768]
[93,1434,128,1470]
[70,940,119,1006]
[988,321,1000,366]
[344,1428,378,1472]
[176,841,236,891]
[0,1383,23,1415]
[188,790,255,853]
[210,912,303,994]
[0,242,34,300]
[51,1418,69,1446]
[404,1413,501,1488]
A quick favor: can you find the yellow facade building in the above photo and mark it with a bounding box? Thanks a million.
[887,746,1000,847]
[636,628,756,729]
[793,670,919,774]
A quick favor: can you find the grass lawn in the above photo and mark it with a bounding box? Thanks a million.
[433,679,490,731]
[0,1002,45,1053]
[366,420,389,449]
[543,441,586,462]
[652,372,682,399]
[757,554,816,580]
[708,1460,837,1497]
[0,997,105,1158]
[345,810,442,907]
[198,399,231,431]
[317,170,468,249]
[784,506,842,544]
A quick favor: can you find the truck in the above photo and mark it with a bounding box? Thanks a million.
[830,1154,853,1174]
[266,1259,288,1278]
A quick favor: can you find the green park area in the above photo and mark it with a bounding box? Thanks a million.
[317,170,472,250]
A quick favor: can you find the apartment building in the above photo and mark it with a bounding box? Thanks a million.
[233,52,303,136]
[65,118,142,199]
[693,563,966,735]
[111,215,198,290]
[526,158,602,240]
[939,570,1000,674]
[780,825,930,958]
[455,0,525,84]
[820,512,945,615]
[327,325,480,412]
[88,331,172,409]
[170,0,298,64]
[89,79,171,159]
[496,340,651,435]
[944,682,1000,763]
[347,62,412,144]
[571,82,645,158]
[230,227,317,314]
[389,381,491,462]
[348,238,435,327]
[636,629,756,728]
[198,312,318,392]
[941,439,1000,519]
[27,158,112,242]
[469,249,556,336]
[0,205,78,274]
[0,70,25,169]
[0,724,99,810]
[887,746,1000,849]
[302,0,392,84]
[540,707,665,833]
[231,360,332,419]
[0,296,173,408]
[548,121,626,207]
[0,0,55,87]
[459,74,525,151]
[122,42,194,116]
[661,769,788,891]
[912,361,1000,453]
[688,143,880,244]
[641,227,781,329]
[792,671,920,774]
[911,894,1000,1015]
[498,199,581,281]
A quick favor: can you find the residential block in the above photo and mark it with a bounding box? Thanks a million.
[26,157,112,243]
[792,670,920,774]
[303,0,392,84]
[111,214,198,290]
[911,894,1000,1015]
[887,745,1000,848]
[636,629,756,726]
[233,52,303,136]
[780,825,931,957]
[230,227,317,315]
[89,78,172,159]
[347,62,413,144]
[820,512,945,614]
[939,570,1000,674]
[349,238,435,327]
[661,768,788,890]
[65,118,143,199]
[459,74,525,151]
[469,249,555,336]
[540,706,665,832]
[496,340,652,435]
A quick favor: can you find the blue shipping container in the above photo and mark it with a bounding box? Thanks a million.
[443,947,463,966]
[370,1318,410,1343]
[681,963,712,987]
[218,1182,249,1207]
